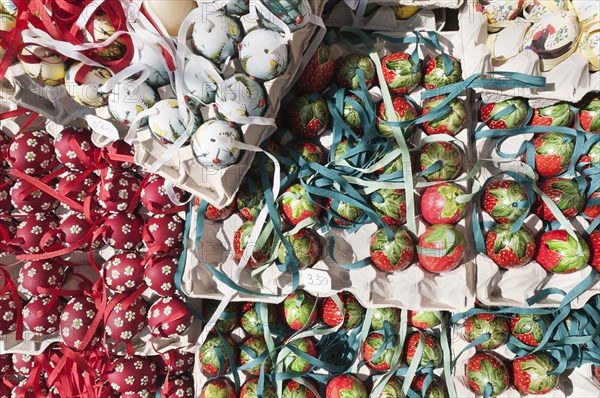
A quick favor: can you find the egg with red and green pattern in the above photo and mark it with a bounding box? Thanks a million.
[371,189,407,227]
[482,180,531,224]
[284,337,318,373]
[326,374,368,398]
[512,353,559,395]
[480,98,528,129]
[536,230,590,274]
[321,292,365,329]
[362,332,396,372]
[420,182,466,225]
[465,352,510,397]
[405,331,443,368]
[421,96,467,136]
[485,223,536,268]
[240,378,277,398]
[278,228,321,269]
[408,311,441,329]
[511,313,551,347]
[241,302,278,336]
[334,53,376,90]
[419,141,463,182]
[381,52,422,94]
[370,228,415,272]
[240,336,272,375]
[282,291,318,331]
[198,334,239,376]
[417,224,465,273]
[465,313,510,349]
[200,378,236,398]
[371,307,400,331]
[423,55,462,90]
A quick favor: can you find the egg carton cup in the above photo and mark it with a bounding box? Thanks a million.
[325,2,446,32]
[457,4,599,105]
[127,0,326,209]
[450,323,600,398]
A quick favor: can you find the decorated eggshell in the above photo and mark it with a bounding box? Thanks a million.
[0,218,16,247]
[102,141,136,169]
[18,260,66,298]
[0,354,11,373]
[393,5,420,19]
[571,0,599,24]
[148,99,201,144]
[523,12,579,64]
[103,252,145,294]
[157,348,195,375]
[57,171,100,206]
[423,55,463,90]
[202,300,240,334]
[160,376,194,398]
[579,30,600,72]
[102,212,144,251]
[19,45,67,87]
[65,63,112,108]
[54,127,99,170]
[16,212,60,253]
[60,212,98,251]
[143,254,178,297]
[0,14,15,59]
[239,29,289,81]
[14,379,50,398]
[23,296,65,335]
[12,353,35,376]
[142,213,184,253]
[136,42,169,87]
[191,120,242,168]
[108,80,158,125]
[141,174,187,214]
[6,130,57,176]
[476,0,523,25]
[105,295,147,341]
[84,11,126,60]
[257,0,310,32]
[59,296,100,350]
[0,0,17,15]
[0,174,12,211]
[214,73,267,121]
[199,334,239,376]
[0,131,11,168]
[148,296,192,338]
[107,356,158,396]
[191,11,242,63]
[10,179,59,213]
[97,169,141,213]
[0,293,17,335]
[200,378,236,398]
[524,0,567,20]
[183,59,218,104]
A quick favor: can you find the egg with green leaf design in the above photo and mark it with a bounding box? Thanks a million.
[198,334,238,376]
[408,310,441,329]
[534,178,585,221]
[201,300,240,335]
[282,183,322,225]
[411,375,448,398]
[241,302,277,336]
[277,228,321,269]
[282,291,317,331]
[371,307,400,331]
[328,198,363,226]
[536,229,590,274]
[381,52,422,95]
[283,380,318,398]
[480,98,529,129]
[233,220,272,268]
[417,224,465,273]
[405,331,443,368]
[485,223,536,268]
[377,96,418,139]
[579,95,600,133]
[240,336,272,375]
[465,313,510,349]
[334,53,376,90]
[284,337,317,373]
[423,55,462,90]
[370,228,415,272]
[371,189,407,227]
[513,353,559,395]
[362,332,396,372]
[422,96,467,136]
[510,313,551,347]
[465,352,510,396]
[326,374,368,398]
[321,292,365,329]
[420,182,466,225]
[419,141,463,182]
[200,378,236,398]
[378,376,404,398]
[240,378,277,398]
[482,180,530,224]
[530,102,574,127]
[530,133,574,178]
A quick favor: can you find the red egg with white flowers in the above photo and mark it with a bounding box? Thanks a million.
[103,252,145,294]
[6,130,57,176]
[54,127,99,170]
[140,174,187,214]
[143,213,184,254]
[15,212,60,253]
[0,293,18,335]
[107,355,158,396]
[97,169,140,213]
[10,178,59,213]
[18,260,66,299]
[0,354,11,373]
[148,296,192,338]
[12,353,36,377]
[0,218,16,247]
[105,295,148,341]
[60,212,99,251]
[56,171,99,206]
[160,376,194,398]
[157,348,195,375]
[23,296,65,335]
[59,296,100,351]
[102,212,143,251]
[143,254,178,296]
[0,174,14,212]
[102,141,136,170]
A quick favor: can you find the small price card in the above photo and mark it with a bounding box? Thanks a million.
[301,268,332,295]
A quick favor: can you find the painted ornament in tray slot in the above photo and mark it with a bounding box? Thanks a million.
[0,0,16,16]
[59,296,100,350]
[221,0,250,15]
[0,14,15,59]
[241,302,277,336]
[201,300,240,334]
[104,296,147,341]
[103,252,145,294]
[321,292,365,329]
[335,53,376,90]
[203,199,237,221]
[10,179,59,213]
[144,254,178,296]
[233,220,272,267]
[511,313,551,347]
[530,102,573,127]
[161,376,194,398]
[512,353,559,395]
[295,43,334,93]
[370,227,415,272]
[284,337,317,372]
[530,133,574,177]
[289,141,327,170]
[327,198,363,226]
[65,63,113,108]
[283,380,318,398]
[420,182,466,225]
[483,180,530,224]
[363,332,395,372]
[536,229,590,273]
[191,120,241,168]
[143,213,184,253]
[18,260,65,299]
[84,11,126,60]
[108,80,158,125]
[257,0,311,32]
[102,212,144,251]
[183,59,218,105]
[282,183,321,225]
[237,187,265,221]
[480,98,529,129]
[422,96,466,136]
[283,291,317,331]
[522,12,579,65]
[19,45,67,87]
[371,189,407,227]
[136,42,169,87]
[199,334,239,376]
[191,11,242,63]
[465,352,511,397]
[578,95,600,134]
[16,212,60,253]
[408,310,441,329]
[240,378,277,398]
[476,0,524,25]
[277,228,321,269]
[411,375,448,398]
[419,141,463,182]
[57,171,99,206]
[485,223,536,268]
[326,374,368,398]
[406,331,443,367]
[239,28,289,81]
[107,356,158,397]
[103,141,136,169]
[0,293,17,335]
[54,127,99,170]
[465,313,510,349]
[371,307,400,330]
[60,212,98,251]
[423,55,462,90]
[342,95,366,135]
[215,74,267,120]
[200,378,236,398]
[381,52,422,95]
[158,348,195,375]
[534,177,585,221]
[287,93,330,138]
[583,188,600,219]
[141,174,187,214]
[148,296,192,338]
[377,96,418,138]
[417,224,465,273]
[148,99,201,144]
[590,230,600,272]
[579,29,600,71]
[7,130,57,176]
[525,0,568,20]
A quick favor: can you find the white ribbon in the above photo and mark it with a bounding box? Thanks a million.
[75,0,106,29]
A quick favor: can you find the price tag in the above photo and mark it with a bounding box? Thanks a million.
[301,268,332,295]
[85,115,119,141]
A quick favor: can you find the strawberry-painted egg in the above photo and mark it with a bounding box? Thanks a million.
[16,212,60,253]
[54,127,99,169]
[105,295,147,341]
[199,334,239,376]
[214,74,267,121]
[239,29,289,81]
[0,293,17,335]
[103,252,145,294]
[148,99,202,144]
[191,11,242,63]
[423,55,462,90]
[18,260,66,298]
[97,169,141,213]
[10,178,59,213]
[59,296,100,350]
[143,254,178,297]
[142,213,184,253]
[23,296,65,335]
[6,130,57,176]
[148,296,192,338]
[65,63,112,108]
[107,355,158,396]
[108,80,158,125]
[19,45,66,87]
[102,212,143,251]
[191,120,242,168]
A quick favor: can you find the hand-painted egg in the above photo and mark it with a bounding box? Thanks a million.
[523,12,579,65]
[147,296,192,338]
[183,59,218,104]
[12,353,35,376]
[0,0,17,15]
[141,174,187,214]
[18,260,66,299]
[7,130,57,176]
[0,218,16,247]
[191,120,242,168]
[214,73,267,121]
[0,174,12,211]
[191,11,242,63]
[423,55,463,90]
[60,212,98,251]
[97,169,141,213]
[0,354,11,373]
[16,212,60,253]
[54,127,100,170]
[102,212,144,251]
[107,356,158,396]
[19,45,67,87]
[200,378,236,398]
[160,376,194,398]
[14,379,50,398]
[59,296,100,350]
[157,348,195,375]
[199,334,239,376]
[102,141,136,170]
[476,0,523,25]
[23,296,65,335]
[148,99,202,144]
[257,0,310,32]
[56,171,100,206]
[65,63,112,108]
[0,14,15,59]
[136,42,170,87]
[579,30,600,72]
[239,29,289,81]
[0,131,11,168]
[10,179,59,213]
[571,0,599,24]
[105,295,147,341]
[84,11,126,60]
[0,293,17,335]
[142,213,184,253]
[108,80,158,125]
[524,0,567,20]
[103,252,145,294]
[143,254,178,296]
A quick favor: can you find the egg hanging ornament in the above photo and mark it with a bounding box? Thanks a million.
[148,99,201,144]
[191,11,242,63]
[65,62,113,108]
[183,58,218,105]
[108,80,158,125]
[19,45,67,87]
[257,0,311,32]
[214,74,267,121]
[0,14,15,59]
[136,42,170,87]
[239,29,289,81]
[191,120,242,168]
[84,11,126,60]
